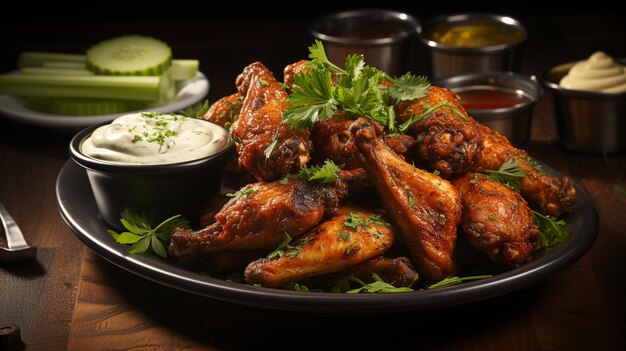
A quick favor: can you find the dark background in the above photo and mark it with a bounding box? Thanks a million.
[1,3,625,103]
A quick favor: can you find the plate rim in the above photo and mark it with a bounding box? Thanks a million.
[55,159,599,314]
[0,71,209,130]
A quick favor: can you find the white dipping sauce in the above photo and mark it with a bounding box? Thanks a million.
[559,51,626,93]
[81,112,230,164]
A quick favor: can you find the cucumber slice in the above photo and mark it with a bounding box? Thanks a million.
[86,35,172,76]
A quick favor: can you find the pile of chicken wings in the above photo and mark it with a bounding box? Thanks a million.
[168,59,576,291]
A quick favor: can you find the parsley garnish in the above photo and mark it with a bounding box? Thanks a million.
[178,99,210,118]
[483,160,527,192]
[107,209,190,259]
[283,40,431,132]
[532,211,568,248]
[281,160,340,184]
[428,275,493,289]
[346,273,414,293]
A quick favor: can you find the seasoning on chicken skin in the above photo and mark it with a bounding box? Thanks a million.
[349,117,462,282]
[453,172,541,266]
[395,85,484,177]
[244,206,395,288]
[231,62,312,181]
[470,121,576,217]
[201,92,243,127]
[169,177,348,268]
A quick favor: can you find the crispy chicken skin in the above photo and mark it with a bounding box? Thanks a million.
[349,117,462,282]
[310,112,362,169]
[169,178,348,267]
[453,173,541,266]
[471,122,576,217]
[231,62,312,181]
[244,206,395,288]
[283,59,310,90]
[395,86,484,177]
[202,92,243,127]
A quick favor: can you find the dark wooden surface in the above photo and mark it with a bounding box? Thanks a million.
[1,11,626,351]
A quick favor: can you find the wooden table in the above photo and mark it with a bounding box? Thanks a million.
[1,12,625,351]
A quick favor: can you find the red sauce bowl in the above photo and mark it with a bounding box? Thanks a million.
[434,72,542,147]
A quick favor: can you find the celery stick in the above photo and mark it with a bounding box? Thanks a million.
[42,62,87,69]
[18,51,196,81]
[26,97,149,115]
[171,59,199,80]
[18,52,85,68]
[21,67,93,76]
[0,74,168,101]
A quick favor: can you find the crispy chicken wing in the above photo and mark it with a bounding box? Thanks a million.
[231,62,312,181]
[283,59,310,90]
[471,122,576,217]
[310,112,362,169]
[349,117,462,282]
[202,92,243,127]
[395,86,484,177]
[169,178,348,267]
[453,173,541,266]
[244,206,395,288]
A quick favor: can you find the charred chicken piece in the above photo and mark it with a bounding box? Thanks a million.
[471,122,576,217]
[169,178,348,268]
[201,92,243,127]
[310,112,362,170]
[395,85,484,177]
[453,173,541,266]
[244,206,395,288]
[350,117,462,282]
[231,62,312,181]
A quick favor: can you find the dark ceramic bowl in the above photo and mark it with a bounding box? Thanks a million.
[69,122,234,230]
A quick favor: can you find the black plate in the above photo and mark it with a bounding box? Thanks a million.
[55,159,599,314]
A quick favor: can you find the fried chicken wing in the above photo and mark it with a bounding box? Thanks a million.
[310,112,363,169]
[349,117,462,282]
[244,206,395,288]
[169,178,348,267]
[471,122,576,217]
[395,86,484,177]
[231,62,312,181]
[453,173,541,266]
[202,92,243,127]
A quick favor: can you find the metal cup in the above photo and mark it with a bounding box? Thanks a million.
[417,13,526,79]
[309,9,419,76]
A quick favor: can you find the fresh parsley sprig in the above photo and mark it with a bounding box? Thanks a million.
[284,40,431,132]
[346,273,414,293]
[428,275,493,289]
[532,211,568,248]
[483,160,527,192]
[107,209,190,258]
[280,160,340,184]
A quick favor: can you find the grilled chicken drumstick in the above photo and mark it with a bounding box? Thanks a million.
[244,206,395,288]
[350,117,462,282]
[231,62,312,181]
[453,173,542,266]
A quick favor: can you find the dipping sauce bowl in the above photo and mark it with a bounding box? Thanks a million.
[434,71,543,147]
[309,9,419,76]
[69,113,234,229]
[541,56,626,153]
[418,13,526,78]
